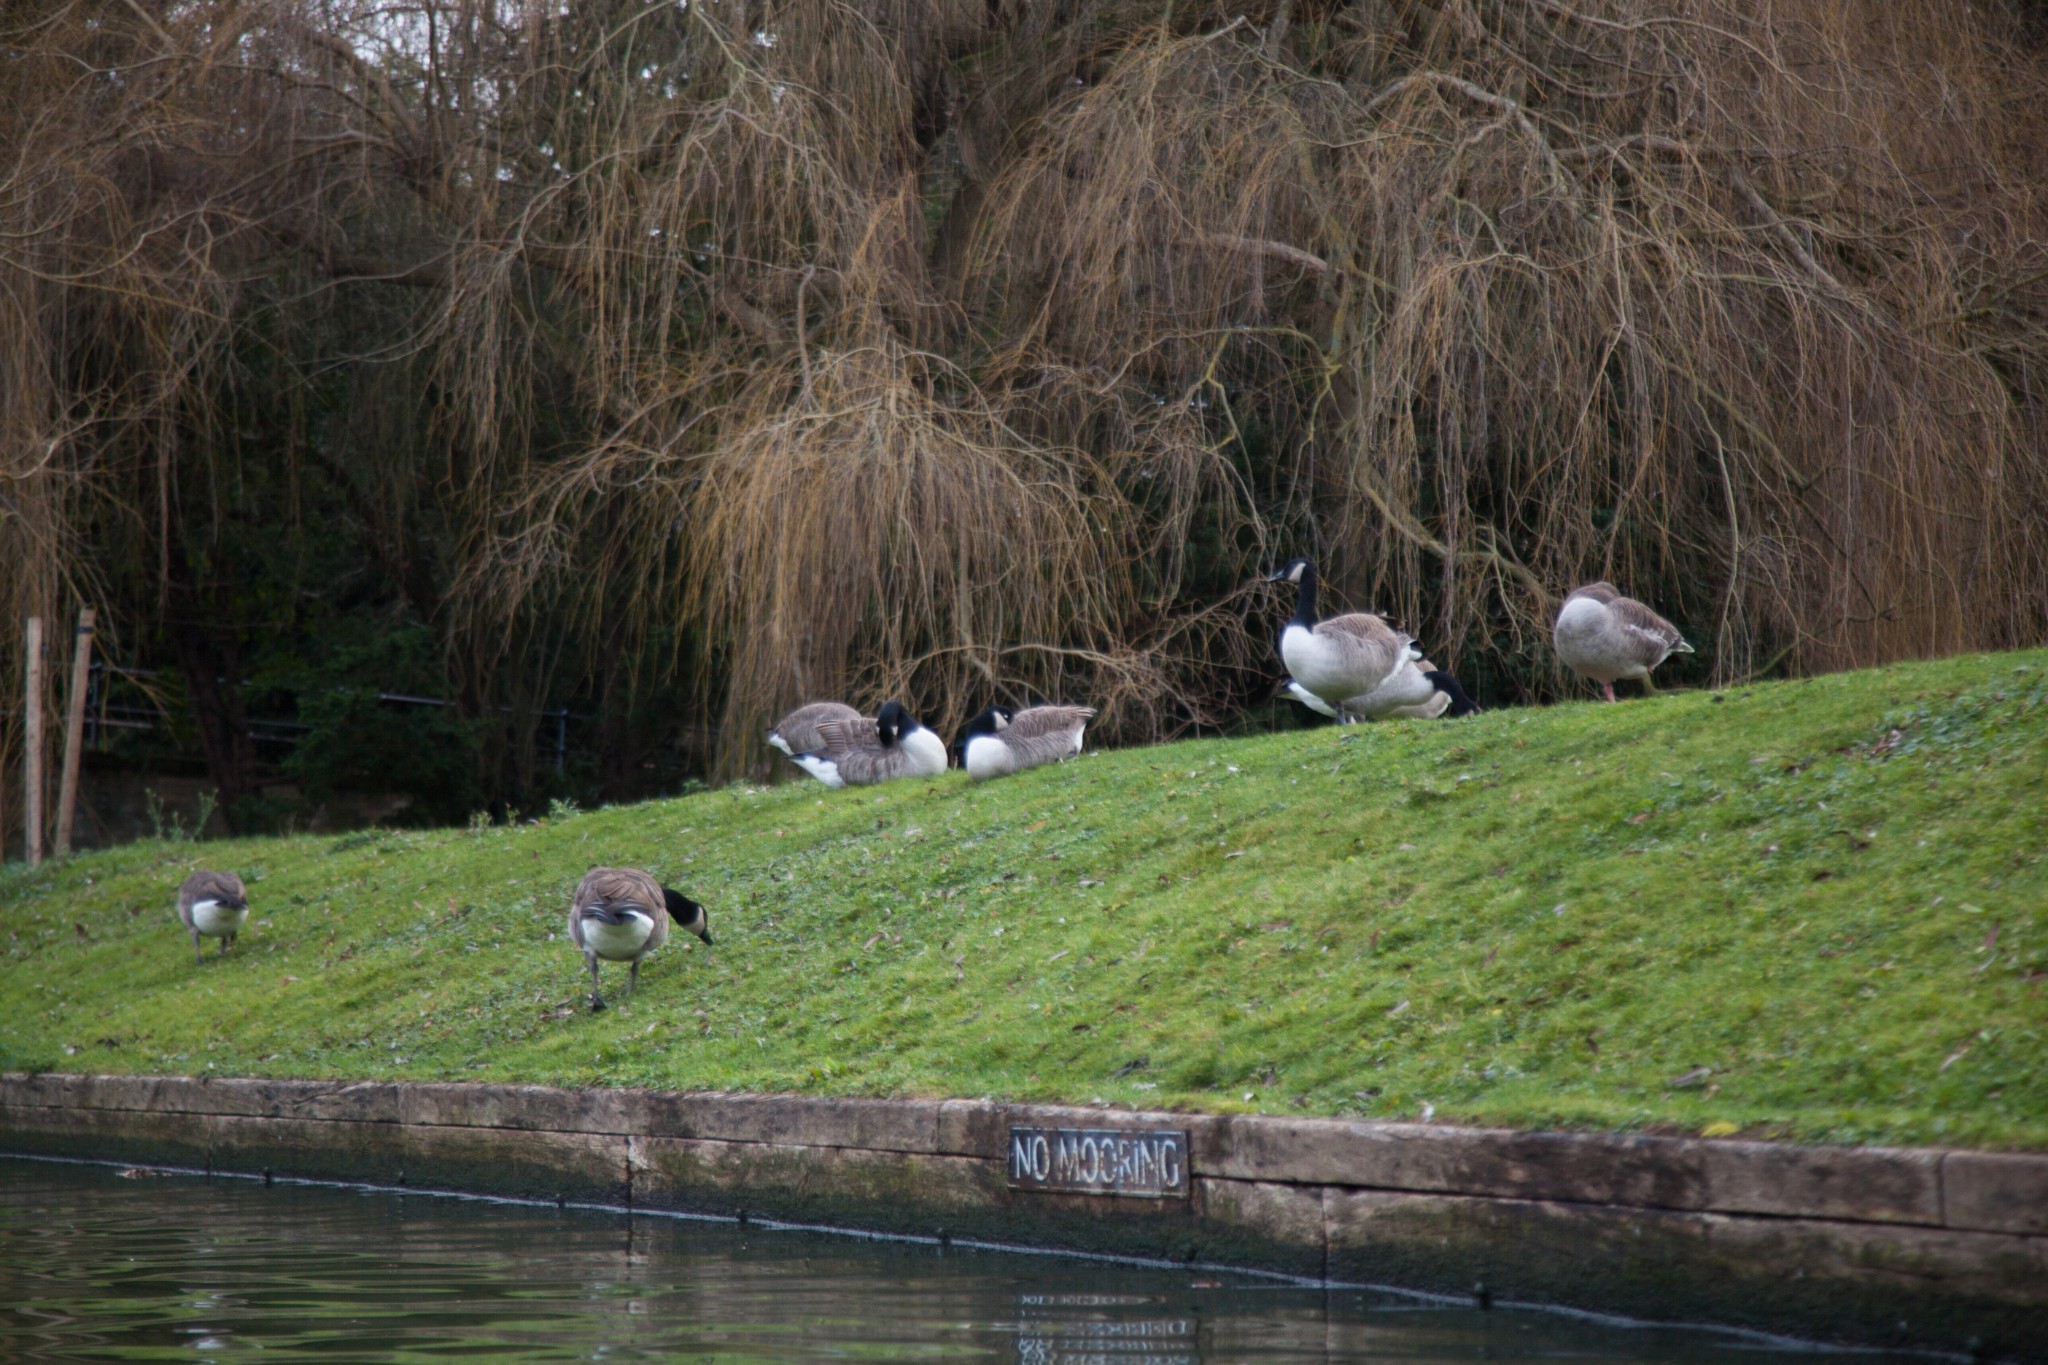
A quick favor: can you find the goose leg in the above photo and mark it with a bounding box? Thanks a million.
[628,958,640,998]
[587,954,607,1012]
[192,929,204,965]
[220,936,230,956]
[1601,682,1617,703]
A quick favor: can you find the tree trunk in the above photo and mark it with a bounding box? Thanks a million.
[165,541,263,831]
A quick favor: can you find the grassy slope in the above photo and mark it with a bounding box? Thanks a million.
[3,652,2045,1150]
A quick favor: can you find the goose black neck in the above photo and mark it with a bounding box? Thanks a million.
[1426,670,1481,717]
[1289,562,1320,629]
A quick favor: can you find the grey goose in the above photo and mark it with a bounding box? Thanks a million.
[1553,581,1693,701]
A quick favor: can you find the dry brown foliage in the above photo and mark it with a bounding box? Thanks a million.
[4,0,2047,787]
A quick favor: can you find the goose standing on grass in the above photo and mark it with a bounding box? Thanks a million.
[1267,557,1419,709]
[176,870,249,965]
[766,701,863,756]
[788,700,948,788]
[568,866,710,1012]
[1553,581,1693,702]
[1282,659,1482,722]
[959,703,1095,780]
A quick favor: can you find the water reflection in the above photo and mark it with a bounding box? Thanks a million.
[0,1157,1931,1363]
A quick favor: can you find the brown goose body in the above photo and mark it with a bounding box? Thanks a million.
[767,701,863,756]
[961,704,1095,780]
[1553,581,1693,701]
[176,870,249,964]
[568,866,710,1011]
[788,700,948,787]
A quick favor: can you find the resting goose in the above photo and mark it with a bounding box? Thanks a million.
[1282,659,1482,722]
[176,870,249,965]
[959,703,1095,780]
[767,701,863,756]
[1553,581,1693,702]
[788,700,948,788]
[1267,557,1418,709]
[568,866,711,1012]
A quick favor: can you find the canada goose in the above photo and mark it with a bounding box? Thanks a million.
[1267,557,1418,709]
[788,700,948,788]
[1282,661,1482,722]
[568,866,710,1012]
[959,703,1095,780]
[176,870,249,965]
[767,701,863,756]
[1553,581,1693,702]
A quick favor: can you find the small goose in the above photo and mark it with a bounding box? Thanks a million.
[959,703,1095,780]
[1553,581,1693,702]
[789,700,948,788]
[568,866,711,1012]
[1267,557,1418,709]
[176,870,249,965]
[767,701,863,756]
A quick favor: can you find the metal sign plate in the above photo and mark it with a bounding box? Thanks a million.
[1006,1126,1190,1198]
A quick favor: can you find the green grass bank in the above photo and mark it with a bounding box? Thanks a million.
[4,652,2045,1150]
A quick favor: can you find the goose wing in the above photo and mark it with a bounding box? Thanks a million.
[1003,705,1095,741]
[996,704,1095,766]
[1608,596,1689,663]
[768,702,862,753]
[809,714,884,758]
[1312,612,1412,684]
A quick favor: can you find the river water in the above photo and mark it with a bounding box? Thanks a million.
[0,1157,1934,1362]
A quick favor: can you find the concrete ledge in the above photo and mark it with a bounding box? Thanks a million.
[3,1073,2042,1359]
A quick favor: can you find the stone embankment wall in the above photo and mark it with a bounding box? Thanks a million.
[3,1073,2042,1358]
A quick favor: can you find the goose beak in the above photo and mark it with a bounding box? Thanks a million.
[699,930,714,946]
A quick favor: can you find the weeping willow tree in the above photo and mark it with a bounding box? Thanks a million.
[3,0,2047,809]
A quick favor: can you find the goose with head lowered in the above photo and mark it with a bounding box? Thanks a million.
[959,703,1095,780]
[176,869,249,965]
[568,866,710,1012]
[1553,581,1693,702]
[1283,658,1482,722]
[788,700,948,788]
[1267,557,1419,709]
[766,701,863,756]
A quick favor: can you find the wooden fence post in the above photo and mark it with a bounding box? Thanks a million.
[54,608,96,858]
[24,616,44,868]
